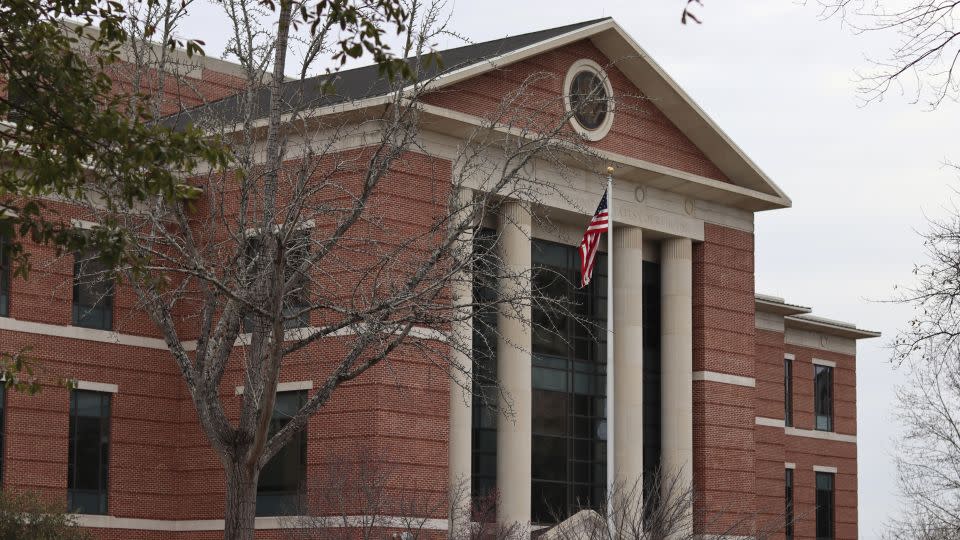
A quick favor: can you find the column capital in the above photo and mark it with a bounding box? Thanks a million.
[498,199,532,229]
[613,226,643,250]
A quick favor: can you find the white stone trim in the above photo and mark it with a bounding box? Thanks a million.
[784,353,795,361]
[755,416,785,428]
[74,515,449,531]
[235,380,313,396]
[785,462,796,470]
[785,427,856,444]
[75,381,118,393]
[70,219,99,230]
[813,465,838,474]
[692,371,755,388]
[0,317,171,350]
[0,317,444,353]
[562,59,615,141]
[813,358,836,368]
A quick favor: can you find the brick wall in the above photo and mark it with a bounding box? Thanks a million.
[422,39,731,182]
[692,223,757,535]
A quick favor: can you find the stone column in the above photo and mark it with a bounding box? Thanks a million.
[448,189,474,537]
[496,200,532,529]
[613,227,644,491]
[660,238,694,518]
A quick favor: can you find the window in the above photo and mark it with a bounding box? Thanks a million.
[243,230,310,331]
[256,391,307,516]
[530,240,607,523]
[784,357,793,427]
[68,390,111,514]
[72,250,114,330]
[0,386,6,482]
[0,235,8,317]
[563,59,614,141]
[815,472,835,540]
[471,229,498,501]
[814,365,833,431]
[642,261,662,508]
[785,468,794,540]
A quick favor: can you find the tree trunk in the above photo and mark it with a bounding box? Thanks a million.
[223,459,259,540]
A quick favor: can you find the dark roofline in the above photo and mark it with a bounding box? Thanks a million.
[163,17,612,128]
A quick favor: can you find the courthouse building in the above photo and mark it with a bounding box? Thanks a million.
[0,17,878,539]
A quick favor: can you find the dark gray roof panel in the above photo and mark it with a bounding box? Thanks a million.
[165,17,610,129]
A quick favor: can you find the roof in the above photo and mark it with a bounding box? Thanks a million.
[756,293,880,340]
[165,18,610,130]
[167,17,792,211]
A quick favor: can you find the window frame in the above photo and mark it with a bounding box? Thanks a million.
[814,364,834,432]
[255,390,307,516]
[242,229,311,332]
[67,390,111,515]
[815,471,835,540]
[562,59,615,141]
[71,250,114,330]
[0,234,8,317]
[784,356,793,427]
[530,239,607,524]
[785,467,794,540]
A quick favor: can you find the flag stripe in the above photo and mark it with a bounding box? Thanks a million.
[578,190,609,288]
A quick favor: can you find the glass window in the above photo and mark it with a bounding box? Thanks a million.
[569,70,609,130]
[68,390,111,514]
[785,468,794,540]
[642,261,661,509]
[784,358,793,427]
[72,250,113,330]
[530,240,607,523]
[256,390,307,516]
[471,229,498,501]
[0,386,5,482]
[814,365,833,431]
[0,234,8,317]
[243,230,311,331]
[815,472,835,540]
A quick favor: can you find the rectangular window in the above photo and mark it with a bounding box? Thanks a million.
[0,385,6,483]
[243,230,310,331]
[784,357,793,427]
[642,260,662,508]
[816,472,835,540]
[256,391,307,516]
[530,240,606,523]
[471,229,498,502]
[0,235,8,317]
[814,365,833,431]
[68,390,111,515]
[72,250,114,330]
[785,468,794,540]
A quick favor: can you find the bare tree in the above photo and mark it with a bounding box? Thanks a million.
[815,0,960,108]
[61,1,635,539]
[286,462,792,540]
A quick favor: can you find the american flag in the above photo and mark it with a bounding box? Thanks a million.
[579,190,609,288]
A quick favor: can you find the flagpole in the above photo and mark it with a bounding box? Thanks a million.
[605,166,615,533]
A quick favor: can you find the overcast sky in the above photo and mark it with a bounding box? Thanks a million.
[177,1,959,535]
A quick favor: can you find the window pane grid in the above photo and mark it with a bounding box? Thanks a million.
[72,251,114,330]
[531,240,606,523]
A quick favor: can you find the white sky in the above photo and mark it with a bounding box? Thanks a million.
[177,1,960,536]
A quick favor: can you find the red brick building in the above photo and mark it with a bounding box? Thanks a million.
[0,18,877,539]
